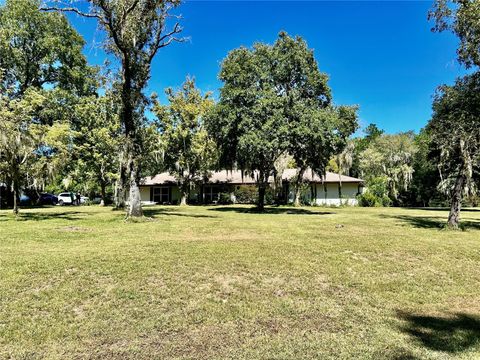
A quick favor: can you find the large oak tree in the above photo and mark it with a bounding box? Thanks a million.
[0,0,92,214]
[43,0,184,218]
[427,73,480,229]
[429,0,480,227]
[206,32,357,210]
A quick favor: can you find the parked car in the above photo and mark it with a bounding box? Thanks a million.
[38,193,58,205]
[57,192,74,206]
[19,194,31,205]
[57,192,90,205]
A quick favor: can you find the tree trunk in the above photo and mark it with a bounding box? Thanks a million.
[126,152,143,218]
[257,183,266,211]
[121,60,143,219]
[114,152,127,209]
[324,182,328,204]
[256,169,270,211]
[447,173,465,229]
[180,193,187,206]
[200,184,205,204]
[180,185,188,206]
[294,167,306,207]
[100,181,107,207]
[338,184,343,206]
[11,160,20,216]
[127,178,143,218]
[12,177,19,216]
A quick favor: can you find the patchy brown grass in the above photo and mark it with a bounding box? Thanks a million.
[1,205,480,359]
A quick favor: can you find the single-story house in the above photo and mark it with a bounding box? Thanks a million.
[140,169,364,206]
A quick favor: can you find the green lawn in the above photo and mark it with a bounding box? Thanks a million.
[1,205,480,359]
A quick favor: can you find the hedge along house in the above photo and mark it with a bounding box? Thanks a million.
[140,169,364,206]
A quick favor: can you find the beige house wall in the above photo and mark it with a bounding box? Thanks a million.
[141,182,362,206]
[140,187,150,202]
[140,185,198,203]
[313,183,360,206]
[287,183,361,206]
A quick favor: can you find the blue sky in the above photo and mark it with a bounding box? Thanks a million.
[70,1,466,134]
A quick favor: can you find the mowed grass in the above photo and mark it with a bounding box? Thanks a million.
[1,205,480,359]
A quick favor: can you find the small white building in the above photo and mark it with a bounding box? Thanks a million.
[139,168,364,206]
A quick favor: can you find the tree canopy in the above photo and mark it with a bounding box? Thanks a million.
[43,0,184,218]
[72,94,121,205]
[427,72,480,228]
[206,32,358,210]
[1,0,477,222]
[0,0,93,96]
[359,132,418,203]
[154,77,216,205]
[0,0,92,214]
[430,0,480,68]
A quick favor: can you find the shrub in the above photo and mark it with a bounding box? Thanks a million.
[368,176,389,199]
[358,176,393,207]
[234,185,258,204]
[381,195,392,207]
[218,192,233,205]
[357,192,378,207]
[265,187,275,205]
[357,191,392,207]
[232,185,276,205]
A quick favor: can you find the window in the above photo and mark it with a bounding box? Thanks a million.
[204,186,220,203]
[153,187,170,203]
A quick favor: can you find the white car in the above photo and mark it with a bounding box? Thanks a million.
[57,192,74,205]
[57,193,89,205]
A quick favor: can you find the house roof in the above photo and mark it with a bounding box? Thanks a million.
[141,172,177,185]
[281,169,363,183]
[141,169,363,186]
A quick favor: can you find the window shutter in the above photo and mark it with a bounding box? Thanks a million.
[150,187,153,202]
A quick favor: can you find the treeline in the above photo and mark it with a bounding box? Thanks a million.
[0,0,358,215]
[1,0,479,229]
[0,0,179,217]
[333,125,477,210]
[345,0,480,230]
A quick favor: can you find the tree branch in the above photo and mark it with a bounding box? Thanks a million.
[148,22,185,62]
[124,0,141,19]
[40,6,103,20]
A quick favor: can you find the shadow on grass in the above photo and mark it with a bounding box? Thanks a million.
[406,207,480,213]
[397,310,480,353]
[375,348,420,360]
[13,211,93,221]
[208,206,334,215]
[143,207,218,219]
[379,214,480,230]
